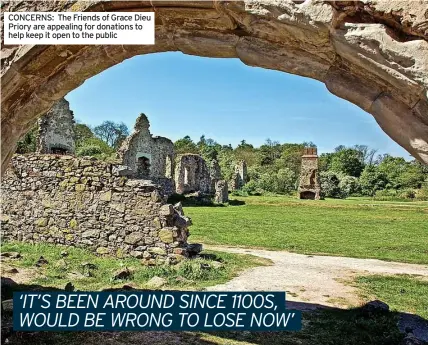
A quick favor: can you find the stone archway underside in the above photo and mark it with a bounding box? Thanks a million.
[1,0,428,173]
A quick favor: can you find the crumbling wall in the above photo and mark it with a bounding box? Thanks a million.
[214,180,228,204]
[175,154,212,195]
[298,148,321,200]
[37,98,75,154]
[118,114,175,181]
[229,160,247,191]
[1,154,191,264]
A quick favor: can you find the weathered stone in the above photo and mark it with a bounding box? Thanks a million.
[158,229,174,244]
[113,267,132,281]
[1,155,191,261]
[0,252,21,259]
[175,154,214,195]
[214,180,228,204]
[35,256,49,267]
[96,247,109,255]
[118,114,175,181]
[148,247,167,256]
[37,98,75,155]
[99,190,112,202]
[160,204,174,216]
[298,147,321,200]
[2,299,13,313]
[229,161,247,191]
[145,276,167,289]
[124,233,144,245]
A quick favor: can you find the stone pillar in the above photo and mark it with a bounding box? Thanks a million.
[298,148,321,200]
[214,180,229,204]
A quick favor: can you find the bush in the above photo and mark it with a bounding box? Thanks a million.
[76,145,103,156]
[373,189,417,201]
[320,171,343,198]
[415,185,428,201]
[338,175,361,197]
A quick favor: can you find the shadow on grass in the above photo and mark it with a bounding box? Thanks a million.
[167,193,245,207]
[3,277,425,345]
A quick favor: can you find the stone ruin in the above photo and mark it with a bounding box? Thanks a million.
[117,114,175,195]
[229,160,247,191]
[0,112,202,262]
[214,180,229,204]
[1,154,193,263]
[298,147,321,200]
[118,114,174,179]
[37,98,75,155]
[174,154,213,195]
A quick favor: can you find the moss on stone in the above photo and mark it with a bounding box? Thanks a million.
[158,229,173,243]
[96,247,109,255]
[69,219,78,228]
[35,218,48,227]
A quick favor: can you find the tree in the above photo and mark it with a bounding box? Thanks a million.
[75,123,94,146]
[378,156,425,189]
[93,121,129,149]
[16,123,38,154]
[359,165,388,196]
[330,148,365,177]
[174,136,199,154]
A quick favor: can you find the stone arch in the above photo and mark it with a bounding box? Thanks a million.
[2,1,428,174]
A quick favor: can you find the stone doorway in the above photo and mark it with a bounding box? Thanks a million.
[137,156,151,179]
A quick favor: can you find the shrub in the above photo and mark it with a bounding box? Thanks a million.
[320,171,343,198]
[338,175,361,197]
[76,145,103,156]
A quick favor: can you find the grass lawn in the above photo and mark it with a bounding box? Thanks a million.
[186,195,428,264]
[355,274,428,319]
[0,242,270,291]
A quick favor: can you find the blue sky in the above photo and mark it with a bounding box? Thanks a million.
[66,52,410,158]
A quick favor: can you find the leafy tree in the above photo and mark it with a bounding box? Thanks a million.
[93,121,129,149]
[258,139,282,166]
[174,136,199,154]
[330,148,365,177]
[75,123,94,146]
[359,165,388,196]
[378,156,425,189]
[16,123,38,154]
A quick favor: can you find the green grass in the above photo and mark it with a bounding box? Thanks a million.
[355,274,428,319]
[186,195,428,264]
[1,242,271,291]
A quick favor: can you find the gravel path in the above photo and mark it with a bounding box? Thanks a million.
[207,246,428,309]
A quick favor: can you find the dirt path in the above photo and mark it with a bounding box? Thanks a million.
[206,246,428,309]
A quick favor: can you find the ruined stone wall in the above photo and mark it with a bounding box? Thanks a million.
[298,148,321,200]
[118,114,175,180]
[37,98,75,154]
[229,160,247,191]
[175,154,212,195]
[1,155,191,264]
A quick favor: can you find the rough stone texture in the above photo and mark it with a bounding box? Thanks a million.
[174,154,213,194]
[1,154,191,263]
[37,98,75,154]
[1,1,428,173]
[229,160,247,191]
[214,180,229,204]
[298,147,321,200]
[118,114,175,180]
